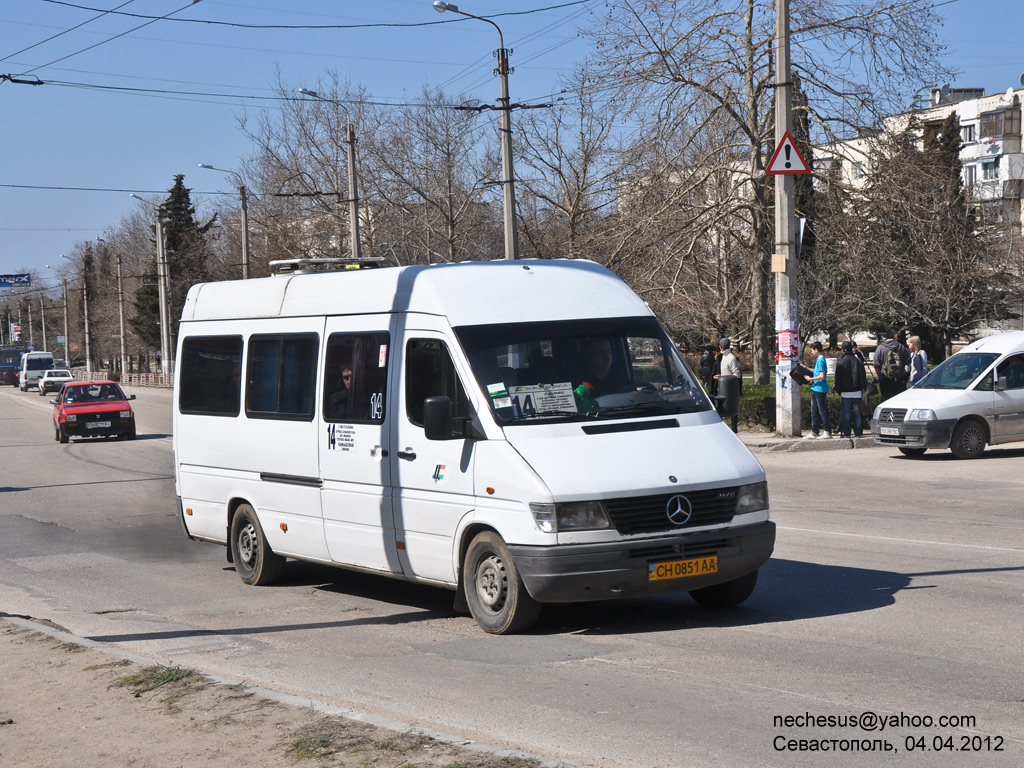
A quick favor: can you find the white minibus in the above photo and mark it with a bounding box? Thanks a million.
[19,351,55,391]
[173,259,775,633]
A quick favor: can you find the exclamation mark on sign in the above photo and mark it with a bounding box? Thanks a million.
[784,144,792,169]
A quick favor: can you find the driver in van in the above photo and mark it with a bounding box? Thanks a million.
[573,337,628,409]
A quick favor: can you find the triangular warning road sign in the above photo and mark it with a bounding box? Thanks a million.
[766,131,810,175]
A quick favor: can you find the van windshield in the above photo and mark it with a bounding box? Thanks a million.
[455,317,712,425]
[915,352,999,390]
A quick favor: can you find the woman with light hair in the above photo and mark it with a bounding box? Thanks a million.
[908,335,928,386]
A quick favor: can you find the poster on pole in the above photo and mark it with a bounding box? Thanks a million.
[766,132,810,175]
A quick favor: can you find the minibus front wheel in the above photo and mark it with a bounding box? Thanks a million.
[230,504,285,586]
[464,531,540,635]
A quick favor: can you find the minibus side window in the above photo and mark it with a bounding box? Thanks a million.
[405,339,471,427]
[246,334,318,420]
[179,335,243,416]
[323,332,389,423]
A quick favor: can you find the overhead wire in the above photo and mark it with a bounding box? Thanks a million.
[0,0,140,63]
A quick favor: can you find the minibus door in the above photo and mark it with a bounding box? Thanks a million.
[390,331,478,584]
[319,319,402,574]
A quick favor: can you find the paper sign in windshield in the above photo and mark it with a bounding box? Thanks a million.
[508,383,576,415]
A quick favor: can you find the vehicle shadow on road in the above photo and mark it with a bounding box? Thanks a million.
[534,557,1016,636]
[889,446,1024,461]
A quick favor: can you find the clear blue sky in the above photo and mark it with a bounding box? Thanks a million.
[1,0,1021,280]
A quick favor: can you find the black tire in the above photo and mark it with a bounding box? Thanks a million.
[463,531,540,634]
[689,569,758,608]
[126,424,137,440]
[53,423,60,442]
[898,447,927,457]
[950,419,986,459]
[229,504,284,586]
[58,424,69,444]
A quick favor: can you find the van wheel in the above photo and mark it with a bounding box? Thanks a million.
[464,531,540,634]
[898,447,927,457]
[689,569,758,608]
[230,505,284,586]
[58,424,69,444]
[950,420,986,459]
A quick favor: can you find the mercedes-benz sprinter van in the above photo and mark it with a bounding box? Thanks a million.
[173,259,775,633]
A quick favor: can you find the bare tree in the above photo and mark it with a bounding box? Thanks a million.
[583,0,953,381]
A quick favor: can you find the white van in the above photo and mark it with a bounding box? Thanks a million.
[172,259,775,633]
[19,351,55,391]
[871,331,1024,458]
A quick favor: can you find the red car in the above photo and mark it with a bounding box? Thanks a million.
[52,381,137,443]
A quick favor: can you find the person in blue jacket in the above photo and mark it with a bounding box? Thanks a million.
[803,341,833,439]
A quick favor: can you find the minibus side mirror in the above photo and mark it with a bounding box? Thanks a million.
[424,396,454,440]
[127,394,136,400]
[995,375,1009,392]
[715,374,740,418]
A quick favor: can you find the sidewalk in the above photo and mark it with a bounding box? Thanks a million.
[735,427,878,453]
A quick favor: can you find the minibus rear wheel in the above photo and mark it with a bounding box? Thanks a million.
[464,532,540,634]
[230,505,285,586]
[689,569,758,608]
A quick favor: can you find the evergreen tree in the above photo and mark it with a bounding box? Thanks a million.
[130,175,216,354]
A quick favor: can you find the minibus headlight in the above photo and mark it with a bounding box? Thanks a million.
[907,408,936,421]
[735,482,769,515]
[529,501,612,533]
[120,410,132,419]
[66,414,77,422]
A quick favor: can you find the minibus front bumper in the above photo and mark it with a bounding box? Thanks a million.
[508,521,775,603]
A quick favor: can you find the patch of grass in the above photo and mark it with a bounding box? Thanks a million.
[120,665,194,695]
[289,734,336,759]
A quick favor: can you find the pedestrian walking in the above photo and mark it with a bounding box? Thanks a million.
[803,341,833,439]
[833,341,866,437]
[907,335,928,386]
[872,328,911,402]
[714,337,741,432]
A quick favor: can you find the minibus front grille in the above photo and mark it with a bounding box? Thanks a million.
[605,489,737,535]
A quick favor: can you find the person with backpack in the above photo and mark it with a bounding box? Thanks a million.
[833,341,866,437]
[872,327,911,402]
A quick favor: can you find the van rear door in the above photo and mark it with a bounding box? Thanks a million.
[318,316,401,573]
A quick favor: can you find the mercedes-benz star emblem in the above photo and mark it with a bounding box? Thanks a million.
[666,494,692,526]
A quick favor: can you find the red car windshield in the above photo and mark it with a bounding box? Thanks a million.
[64,384,126,403]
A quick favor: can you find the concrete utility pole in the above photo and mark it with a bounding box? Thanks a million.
[773,0,801,436]
[82,278,92,376]
[39,297,46,352]
[432,1,519,260]
[62,279,69,364]
[345,123,362,261]
[116,251,128,376]
[239,184,251,279]
[155,217,171,379]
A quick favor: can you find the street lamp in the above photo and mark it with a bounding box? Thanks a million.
[96,238,129,379]
[296,88,362,261]
[432,1,519,260]
[130,194,172,379]
[198,164,251,279]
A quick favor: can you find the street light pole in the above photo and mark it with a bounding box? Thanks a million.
[432,1,518,260]
[295,91,363,261]
[116,251,128,377]
[198,164,251,279]
[131,194,172,378]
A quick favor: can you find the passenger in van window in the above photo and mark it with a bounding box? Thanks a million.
[327,367,353,419]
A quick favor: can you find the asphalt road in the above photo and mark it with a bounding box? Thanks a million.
[1,384,1022,767]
